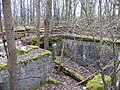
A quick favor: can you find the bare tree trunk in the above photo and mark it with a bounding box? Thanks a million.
[20,0,23,25]
[2,0,17,90]
[44,0,52,49]
[68,0,72,19]
[65,0,68,20]
[99,0,107,90]
[61,0,65,20]
[53,0,57,20]
[36,0,40,46]
[27,0,30,25]
[30,0,33,25]
[112,1,116,18]
[13,0,17,25]
[32,0,36,25]
[80,0,85,17]
[73,0,78,18]
[22,0,26,24]
[118,0,120,16]
[0,2,8,59]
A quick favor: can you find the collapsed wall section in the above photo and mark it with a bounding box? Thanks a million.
[0,48,52,90]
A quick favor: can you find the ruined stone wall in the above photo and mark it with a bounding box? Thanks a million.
[0,49,52,90]
[65,40,117,74]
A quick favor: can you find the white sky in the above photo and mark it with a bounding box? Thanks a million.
[8,0,119,17]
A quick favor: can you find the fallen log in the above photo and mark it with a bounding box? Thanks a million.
[77,73,96,85]
[53,57,86,82]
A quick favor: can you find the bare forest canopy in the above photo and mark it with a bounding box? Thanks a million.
[0,0,119,38]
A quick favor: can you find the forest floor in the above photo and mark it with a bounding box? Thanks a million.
[37,57,92,90]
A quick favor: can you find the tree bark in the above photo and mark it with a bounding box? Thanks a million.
[68,0,72,19]
[73,0,78,18]
[44,0,52,49]
[32,0,36,24]
[20,0,23,25]
[118,0,120,16]
[99,0,107,90]
[30,0,33,25]
[27,0,30,24]
[61,0,65,20]
[2,0,17,90]
[36,0,40,46]
[53,0,57,20]
[65,0,68,20]
[0,2,8,59]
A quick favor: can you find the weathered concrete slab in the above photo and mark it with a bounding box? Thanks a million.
[0,48,52,90]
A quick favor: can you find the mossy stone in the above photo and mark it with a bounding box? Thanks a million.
[29,45,39,49]
[30,34,120,47]
[17,45,39,55]
[16,49,29,55]
[0,64,8,70]
[30,36,44,45]
[0,50,52,70]
[86,74,111,90]
[86,80,103,90]
[30,37,37,45]
[15,25,34,31]
[29,50,52,61]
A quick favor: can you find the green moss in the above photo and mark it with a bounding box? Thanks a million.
[47,78,62,85]
[93,74,111,85]
[29,45,39,49]
[53,56,85,81]
[62,34,120,44]
[86,74,111,90]
[63,50,69,56]
[40,36,44,42]
[30,35,62,46]
[64,66,85,81]
[0,64,8,70]
[30,34,120,47]
[15,25,34,31]
[0,50,52,70]
[17,50,52,64]
[117,24,120,28]
[29,50,52,61]
[17,48,29,55]
[17,60,27,65]
[113,34,120,37]
[30,36,44,45]
[52,56,60,64]
[17,45,39,55]
[86,80,103,90]
[30,36,37,45]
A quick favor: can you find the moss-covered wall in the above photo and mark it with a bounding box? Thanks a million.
[30,34,120,47]
[0,48,52,90]
[0,45,51,70]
